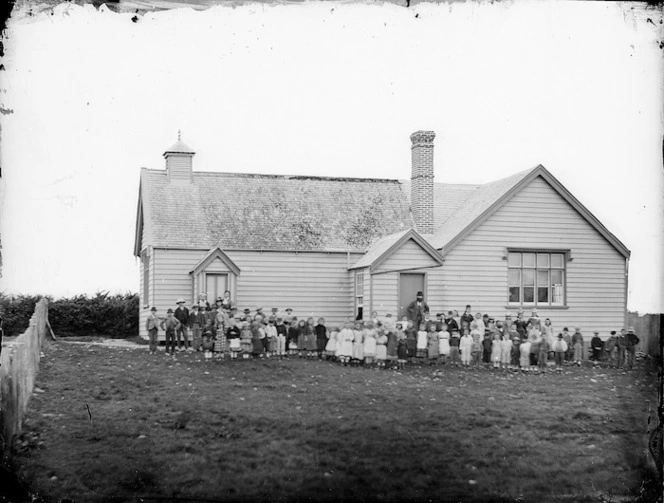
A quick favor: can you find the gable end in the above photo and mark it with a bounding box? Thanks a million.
[440,166,630,259]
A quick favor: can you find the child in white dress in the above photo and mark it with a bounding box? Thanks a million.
[337,322,354,366]
[460,329,473,367]
[325,327,339,360]
[438,325,450,365]
[416,323,428,362]
[500,334,513,370]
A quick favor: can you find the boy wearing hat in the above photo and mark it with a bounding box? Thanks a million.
[242,308,252,322]
[174,299,190,351]
[145,307,160,354]
[284,308,294,323]
[625,328,640,370]
[160,308,181,356]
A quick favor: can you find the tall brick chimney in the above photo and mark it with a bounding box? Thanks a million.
[163,131,195,183]
[410,130,435,234]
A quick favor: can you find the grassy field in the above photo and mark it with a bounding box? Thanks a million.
[6,340,661,502]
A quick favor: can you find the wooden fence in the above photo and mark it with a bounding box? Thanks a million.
[0,298,49,459]
[626,312,661,357]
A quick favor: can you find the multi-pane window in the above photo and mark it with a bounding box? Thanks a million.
[508,251,565,306]
[355,271,364,317]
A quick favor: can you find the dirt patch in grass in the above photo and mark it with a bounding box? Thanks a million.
[7,344,661,502]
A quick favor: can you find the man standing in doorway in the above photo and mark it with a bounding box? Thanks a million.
[406,291,429,330]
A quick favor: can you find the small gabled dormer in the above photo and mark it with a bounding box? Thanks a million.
[164,131,195,183]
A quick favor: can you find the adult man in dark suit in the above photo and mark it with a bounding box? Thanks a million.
[406,291,429,329]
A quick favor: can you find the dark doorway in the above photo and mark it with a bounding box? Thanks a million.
[398,273,425,320]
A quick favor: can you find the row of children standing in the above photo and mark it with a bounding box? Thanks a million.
[149,298,592,374]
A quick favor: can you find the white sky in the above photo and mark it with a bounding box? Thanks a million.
[1,1,662,313]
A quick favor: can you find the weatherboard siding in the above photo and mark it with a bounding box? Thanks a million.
[437,176,626,343]
[371,273,398,316]
[166,156,192,181]
[139,248,362,337]
[374,238,441,274]
[228,251,361,327]
[422,268,445,316]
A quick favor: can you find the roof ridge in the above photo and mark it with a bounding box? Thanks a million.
[145,169,402,183]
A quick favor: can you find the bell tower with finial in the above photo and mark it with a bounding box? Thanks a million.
[163,130,195,183]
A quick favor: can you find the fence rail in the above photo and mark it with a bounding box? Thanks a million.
[626,312,661,357]
[0,298,48,459]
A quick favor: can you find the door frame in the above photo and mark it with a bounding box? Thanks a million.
[397,271,428,320]
[203,272,229,303]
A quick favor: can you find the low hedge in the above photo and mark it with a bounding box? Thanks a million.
[0,292,139,338]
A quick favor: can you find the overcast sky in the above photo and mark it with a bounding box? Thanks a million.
[1,1,662,313]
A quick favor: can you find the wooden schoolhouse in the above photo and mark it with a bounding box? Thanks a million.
[134,131,630,341]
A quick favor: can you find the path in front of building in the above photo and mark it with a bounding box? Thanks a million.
[59,339,146,349]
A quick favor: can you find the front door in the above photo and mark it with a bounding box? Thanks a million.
[205,273,228,303]
[399,273,425,320]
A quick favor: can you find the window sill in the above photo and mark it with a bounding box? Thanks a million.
[505,305,569,310]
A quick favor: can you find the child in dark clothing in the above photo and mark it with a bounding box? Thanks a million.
[201,320,215,360]
[227,319,241,359]
[449,329,461,367]
[405,321,417,362]
[287,319,300,356]
[482,332,492,367]
[160,308,181,356]
[315,318,328,359]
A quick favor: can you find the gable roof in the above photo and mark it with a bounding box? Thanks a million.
[349,228,444,272]
[190,246,241,276]
[428,165,631,258]
[135,169,413,254]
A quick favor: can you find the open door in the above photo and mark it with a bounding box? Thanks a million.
[398,273,425,320]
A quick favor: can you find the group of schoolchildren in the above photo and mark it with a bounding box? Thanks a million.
[145,294,640,373]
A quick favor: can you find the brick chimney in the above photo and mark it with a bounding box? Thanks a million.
[163,131,195,183]
[410,130,435,234]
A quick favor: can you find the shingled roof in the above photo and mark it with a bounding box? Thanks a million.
[135,164,630,259]
[425,168,535,250]
[136,169,413,253]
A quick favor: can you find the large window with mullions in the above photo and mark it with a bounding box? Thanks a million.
[507,251,566,306]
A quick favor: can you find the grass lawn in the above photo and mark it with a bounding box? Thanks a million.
[7,341,660,502]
